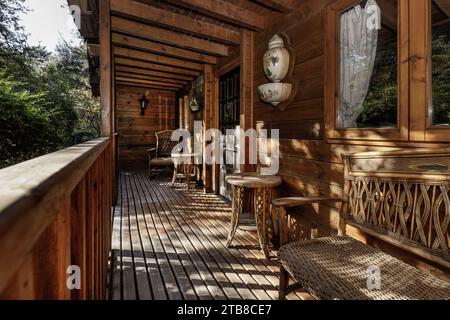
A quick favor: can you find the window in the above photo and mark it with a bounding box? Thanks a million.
[338,0,398,129]
[410,0,450,142]
[430,1,450,127]
[325,0,408,141]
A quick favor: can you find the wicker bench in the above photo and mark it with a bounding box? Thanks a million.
[274,149,450,300]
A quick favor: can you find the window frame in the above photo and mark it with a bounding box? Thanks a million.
[325,0,410,142]
[410,0,450,142]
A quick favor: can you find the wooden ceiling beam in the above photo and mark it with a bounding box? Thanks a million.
[116,81,178,92]
[110,0,240,45]
[114,65,194,81]
[435,0,450,18]
[111,16,229,56]
[115,72,187,85]
[115,77,183,88]
[87,43,100,57]
[114,57,200,77]
[164,0,265,30]
[113,46,203,71]
[377,0,397,31]
[249,0,294,13]
[112,33,217,65]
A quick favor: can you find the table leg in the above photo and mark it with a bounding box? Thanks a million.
[226,186,244,247]
[186,164,191,190]
[171,163,178,186]
[254,187,272,259]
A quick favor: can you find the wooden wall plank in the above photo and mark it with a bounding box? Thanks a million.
[116,85,176,168]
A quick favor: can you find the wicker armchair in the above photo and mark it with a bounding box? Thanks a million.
[147,130,177,178]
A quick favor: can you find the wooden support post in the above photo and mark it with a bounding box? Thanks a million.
[100,0,112,137]
[240,29,255,173]
[179,98,184,129]
[212,75,220,194]
[203,64,213,192]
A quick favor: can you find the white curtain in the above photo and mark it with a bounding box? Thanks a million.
[339,0,380,128]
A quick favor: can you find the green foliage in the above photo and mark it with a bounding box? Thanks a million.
[0,75,57,167]
[357,23,450,129]
[0,0,100,168]
[431,24,450,126]
[357,40,398,128]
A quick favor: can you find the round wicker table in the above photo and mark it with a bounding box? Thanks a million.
[225,173,282,259]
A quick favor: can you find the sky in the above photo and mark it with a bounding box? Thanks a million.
[19,0,81,52]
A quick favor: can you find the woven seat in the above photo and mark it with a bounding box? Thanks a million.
[150,157,173,166]
[278,236,450,300]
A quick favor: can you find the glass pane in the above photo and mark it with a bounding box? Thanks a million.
[338,0,398,129]
[431,0,450,127]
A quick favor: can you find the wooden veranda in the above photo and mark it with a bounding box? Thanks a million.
[109,171,307,300]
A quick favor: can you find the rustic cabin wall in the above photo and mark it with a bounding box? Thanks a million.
[248,0,449,278]
[116,85,176,169]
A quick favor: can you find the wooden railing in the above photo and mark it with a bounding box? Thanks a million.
[0,138,113,300]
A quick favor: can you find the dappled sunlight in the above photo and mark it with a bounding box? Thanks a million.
[109,171,301,300]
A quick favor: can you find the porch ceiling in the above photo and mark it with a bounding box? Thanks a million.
[68,0,295,94]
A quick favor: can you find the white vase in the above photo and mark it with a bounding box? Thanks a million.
[263,35,290,83]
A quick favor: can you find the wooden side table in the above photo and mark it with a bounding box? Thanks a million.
[171,153,200,190]
[225,173,282,259]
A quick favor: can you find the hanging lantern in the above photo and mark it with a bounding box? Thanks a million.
[189,75,204,112]
[189,96,200,112]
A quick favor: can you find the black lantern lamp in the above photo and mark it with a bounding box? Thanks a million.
[139,91,149,116]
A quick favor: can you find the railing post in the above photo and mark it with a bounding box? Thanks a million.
[70,178,87,300]
[33,200,71,299]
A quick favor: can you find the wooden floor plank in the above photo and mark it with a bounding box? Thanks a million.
[162,180,276,300]
[134,174,199,300]
[168,181,303,300]
[139,174,236,299]
[110,177,123,300]
[121,174,138,300]
[110,171,307,300]
[157,178,272,300]
[149,177,255,300]
[127,173,183,300]
[135,174,224,300]
[126,174,153,300]
[129,174,168,300]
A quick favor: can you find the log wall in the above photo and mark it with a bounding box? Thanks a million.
[116,85,176,169]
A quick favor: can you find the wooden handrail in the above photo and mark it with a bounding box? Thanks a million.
[0,137,113,299]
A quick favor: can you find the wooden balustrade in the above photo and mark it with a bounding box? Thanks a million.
[0,137,114,300]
